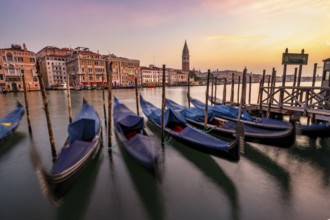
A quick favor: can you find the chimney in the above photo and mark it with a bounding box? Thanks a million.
[23,43,27,51]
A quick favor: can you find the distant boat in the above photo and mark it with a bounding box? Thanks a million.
[84,85,93,90]
[50,83,67,90]
[140,95,241,161]
[146,85,157,88]
[166,98,295,147]
[30,99,102,204]
[113,97,159,170]
[0,102,25,143]
[1,88,8,94]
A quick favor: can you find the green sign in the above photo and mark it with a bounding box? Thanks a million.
[282,53,308,65]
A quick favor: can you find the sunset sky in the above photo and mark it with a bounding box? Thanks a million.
[1,0,329,75]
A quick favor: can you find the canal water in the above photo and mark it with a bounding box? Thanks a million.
[0,85,329,220]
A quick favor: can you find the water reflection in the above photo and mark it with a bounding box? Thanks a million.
[244,143,291,202]
[30,141,103,208]
[119,140,164,220]
[56,152,103,220]
[167,137,239,220]
[0,132,25,156]
[290,138,330,186]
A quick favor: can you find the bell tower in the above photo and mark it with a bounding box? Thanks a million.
[182,40,190,72]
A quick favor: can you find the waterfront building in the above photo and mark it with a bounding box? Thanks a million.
[37,46,73,88]
[182,40,190,72]
[0,55,5,91]
[66,47,106,87]
[105,54,140,87]
[0,44,40,91]
[141,65,168,86]
[168,68,189,85]
[141,65,190,86]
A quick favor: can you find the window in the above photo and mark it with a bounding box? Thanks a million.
[0,74,3,80]
[323,70,330,81]
[6,53,13,61]
[30,58,35,62]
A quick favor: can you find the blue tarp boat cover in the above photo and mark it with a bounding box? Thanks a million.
[140,96,186,127]
[190,98,253,121]
[68,100,100,142]
[165,98,214,123]
[52,140,93,174]
[140,95,231,151]
[52,99,100,174]
[113,97,158,169]
[190,97,290,128]
[0,102,25,141]
[113,97,144,133]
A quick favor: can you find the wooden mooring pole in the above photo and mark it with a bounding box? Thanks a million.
[312,63,317,88]
[248,74,252,105]
[36,61,57,161]
[204,70,211,130]
[297,49,304,103]
[22,74,32,134]
[237,68,247,154]
[292,67,298,106]
[66,72,72,123]
[237,76,241,105]
[187,72,190,108]
[222,78,227,105]
[308,63,318,125]
[267,68,276,118]
[161,65,166,142]
[211,74,214,104]
[102,72,107,127]
[108,62,113,148]
[258,70,266,114]
[280,49,288,110]
[214,77,217,104]
[135,77,140,116]
[230,73,234,105]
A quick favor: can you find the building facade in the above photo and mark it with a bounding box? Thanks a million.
[66,47,106,88]
[0,44,40,91]
[168,68,189,85]
[0,55,5,91]
[37,46,72,88]
[105,54,140,87]
[182,40,190,72]
[141,65,168,86]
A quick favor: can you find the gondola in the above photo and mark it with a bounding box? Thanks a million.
[49,99,101,183]
[298,122,330,138]
[30,99,102,204]
[166,98,295,147]
[208,96,239,106]
[113,97,159,170]
[0,101,25,143]
[140,95,241,161]
[190,97,291,130]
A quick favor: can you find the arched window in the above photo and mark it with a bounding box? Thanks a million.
[6,52,13,62]
[8,64,15,74]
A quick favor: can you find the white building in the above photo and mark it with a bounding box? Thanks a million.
[141,65,168,86]
[37,46,72,88]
